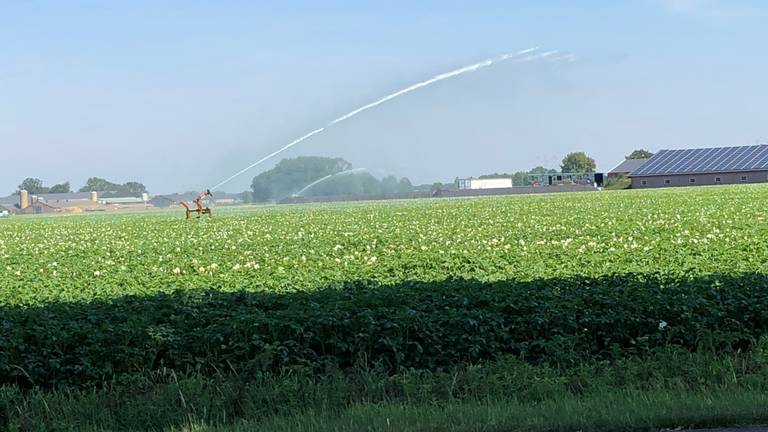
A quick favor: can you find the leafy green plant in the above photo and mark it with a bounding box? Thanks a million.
[2,185,768,389]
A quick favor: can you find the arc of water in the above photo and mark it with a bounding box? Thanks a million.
[210,47,557,191]
[293,168,368,197]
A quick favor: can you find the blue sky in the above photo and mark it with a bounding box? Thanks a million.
[2,0,767,193]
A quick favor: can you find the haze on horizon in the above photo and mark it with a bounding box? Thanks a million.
[2,0,767,195]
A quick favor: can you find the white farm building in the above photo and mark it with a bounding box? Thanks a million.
[456,177,513,190]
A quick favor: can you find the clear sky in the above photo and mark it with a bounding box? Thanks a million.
[2,0,767,194]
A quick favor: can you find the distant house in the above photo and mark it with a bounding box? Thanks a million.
[35,192,94,203]
[456,177,513,190]
[0,195,19,209]
[630,144,768,188]
[0,205,10,217]
[214,198,237,205]
[527,172,601,187]
[150,192,242,208]
[149,193,197,208]
[212,192,243,204]
[15,201,60,215]
[607,158,650,178]
[0,192,103,214]
[16,192,98,209]
[100,197,145,205]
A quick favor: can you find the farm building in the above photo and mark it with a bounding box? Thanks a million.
[35,192,96,204]
[630,144,768,188]
[527,172,603,187]
[32,191,102,213]
[607,158,650,178]
[0,191,104,214]
[148,192,241,208]
[456,177,513,190]
[148,193,206,208]
[0,191,97,208]
[23,202,56,214]
[99,194,149,205]
[0,196,18,210]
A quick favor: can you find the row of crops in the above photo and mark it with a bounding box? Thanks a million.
[2,185,768,388]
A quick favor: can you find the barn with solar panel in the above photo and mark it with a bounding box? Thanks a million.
[629,144,768,188]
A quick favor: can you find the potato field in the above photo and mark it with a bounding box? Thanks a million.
[2,186,768,389]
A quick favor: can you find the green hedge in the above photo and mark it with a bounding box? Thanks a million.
[2,273,768,389]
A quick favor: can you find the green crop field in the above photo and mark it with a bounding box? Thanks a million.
[4,185,768,305]
[3,185,768,431]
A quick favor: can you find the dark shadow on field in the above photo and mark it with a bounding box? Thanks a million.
[2,272,768,389]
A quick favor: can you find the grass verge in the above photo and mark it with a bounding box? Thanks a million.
[193,390,768,432]
[4,345,768,431]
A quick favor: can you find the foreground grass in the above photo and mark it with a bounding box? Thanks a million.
[196,391,768,432]
[5,346,768,431]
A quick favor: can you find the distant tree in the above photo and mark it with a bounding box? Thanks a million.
[513,171,529,186]
[17,178,49,194]
[561,152,597,173]
[530,166,558,174]
[397,177,413,193]
[48,182,71,194]
[380,175,400,194]
[360,174,382,195]
[79,177,121,192]
[78,178,147,196]
[123,181,147,194]
[479,172,514,179]
[479,167,557,187]
[251,178,271,202]
[626,149,654,159]
[604,175,631,190]
[241,191,254,204]
[431,182,444,192]
[251,156,353,201]
[307,172,382,197]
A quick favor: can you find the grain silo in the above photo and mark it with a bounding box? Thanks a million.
[19,190,29,210]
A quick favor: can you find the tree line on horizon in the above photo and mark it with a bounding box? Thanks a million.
[13,177,148,197]
[478,151,598,186]
[250,156,414,202]
[247,150,654,202]
[477,150,653,186]
[11,149,654,201]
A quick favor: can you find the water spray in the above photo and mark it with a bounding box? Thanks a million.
[292,168,368,197]
[210,47,566,191]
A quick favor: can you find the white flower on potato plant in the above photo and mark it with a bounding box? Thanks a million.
[173,267,182,275]
[93,271,101,277]
[658,320,668,330]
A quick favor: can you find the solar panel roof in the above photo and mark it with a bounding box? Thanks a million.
[630,145,768,177]
[608,158,650,174]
